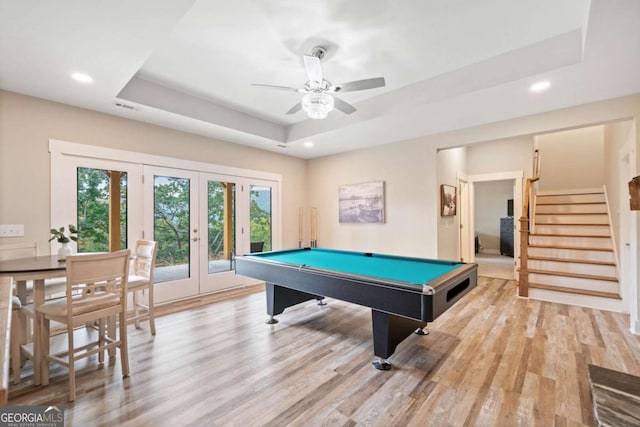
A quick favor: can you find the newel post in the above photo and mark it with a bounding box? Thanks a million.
[518,217,530,297]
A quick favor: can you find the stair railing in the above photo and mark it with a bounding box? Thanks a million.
[519,150,540,297]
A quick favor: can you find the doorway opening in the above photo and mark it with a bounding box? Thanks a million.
[459,171,523,280]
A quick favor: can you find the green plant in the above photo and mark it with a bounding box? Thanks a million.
[49,224,79,244]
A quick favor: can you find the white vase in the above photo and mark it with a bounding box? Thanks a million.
[57,242,73,261]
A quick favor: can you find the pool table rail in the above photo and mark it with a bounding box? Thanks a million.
[427,262,477,319]
[238,254,433,293]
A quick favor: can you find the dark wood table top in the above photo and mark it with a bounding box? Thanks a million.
[0,255,65,274]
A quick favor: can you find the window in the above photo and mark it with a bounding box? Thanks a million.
[76,167,127,252]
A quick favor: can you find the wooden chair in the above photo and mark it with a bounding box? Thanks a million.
[37,250,130,401]
[127,240,158,335]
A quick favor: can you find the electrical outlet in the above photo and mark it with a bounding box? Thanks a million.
[0,224,25,237]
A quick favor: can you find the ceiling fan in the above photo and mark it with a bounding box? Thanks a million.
[251,46,386,119]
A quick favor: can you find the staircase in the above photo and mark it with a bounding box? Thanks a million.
[524,188,622,311]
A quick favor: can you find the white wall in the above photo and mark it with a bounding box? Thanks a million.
[537,125,604,191]
[604,121,634,247]
[306,139,439,258]
[466,136,534,177]
[0,90,307,253]
[437,147,466,260]
[474,180,513,253]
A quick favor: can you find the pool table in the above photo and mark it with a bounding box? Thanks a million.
[235,248,477,369]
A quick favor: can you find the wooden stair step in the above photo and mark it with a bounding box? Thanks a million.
[528,269,618,282]
[537,191,604,196]
[536,201,606,206]
[530,233,611,238]
[528,244,614,252]
[528,283,621,299]
[534,223,609,227]
[527,256,616,266]
[536,212,607,216]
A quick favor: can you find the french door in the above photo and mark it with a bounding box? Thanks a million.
[51,141,281,304]
[198,173,244,294]
[143,166,200,303]
[143,167,279,302]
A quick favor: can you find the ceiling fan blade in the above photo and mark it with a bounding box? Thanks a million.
[330,77,386,92]
[286,102,302,115]
[251,83,304,92]
[333,96,356,115]
[303,55,323,83]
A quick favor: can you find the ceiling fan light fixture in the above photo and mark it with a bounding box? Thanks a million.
[302,92,334,119]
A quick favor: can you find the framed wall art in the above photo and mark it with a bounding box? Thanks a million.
[441,184,456,216]
[339,181,385,223]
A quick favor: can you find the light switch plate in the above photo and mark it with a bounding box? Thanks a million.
[0,224,25,237]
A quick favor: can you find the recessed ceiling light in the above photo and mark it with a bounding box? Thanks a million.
[530,80,550,93]
[304,141,314,148]
[71,72,93,83]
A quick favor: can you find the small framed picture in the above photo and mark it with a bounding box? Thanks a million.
[441,184,456,216]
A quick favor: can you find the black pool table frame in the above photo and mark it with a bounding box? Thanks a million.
[235,250,478,369]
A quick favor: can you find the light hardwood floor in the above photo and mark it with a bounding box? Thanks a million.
[8,278,640,426]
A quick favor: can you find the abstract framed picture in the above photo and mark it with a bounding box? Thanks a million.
[339,181,385,223]
[441,184,456,216]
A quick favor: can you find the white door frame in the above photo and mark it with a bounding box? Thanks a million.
[619,138,638,333]
[457,173,471,262]
[466,171,523,276]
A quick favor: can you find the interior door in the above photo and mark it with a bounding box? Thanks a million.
[198,173,246,293]
[144,166,199,303]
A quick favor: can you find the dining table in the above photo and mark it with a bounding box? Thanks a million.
[0,255,66,385]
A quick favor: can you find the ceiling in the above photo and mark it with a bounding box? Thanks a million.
[1,0,639,159]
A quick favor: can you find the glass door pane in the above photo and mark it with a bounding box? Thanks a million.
[249,185,272,252]
[153,175,191,282]
[76,167,128,252]
[144,166,199,303]
[207,181,234,274]
[199,174,245,293]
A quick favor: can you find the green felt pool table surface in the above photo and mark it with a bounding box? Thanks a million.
[248,248,463,286]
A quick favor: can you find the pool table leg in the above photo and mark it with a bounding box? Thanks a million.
[265,283,324,324]
[266,315,278,324]
[371,310,427,370]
